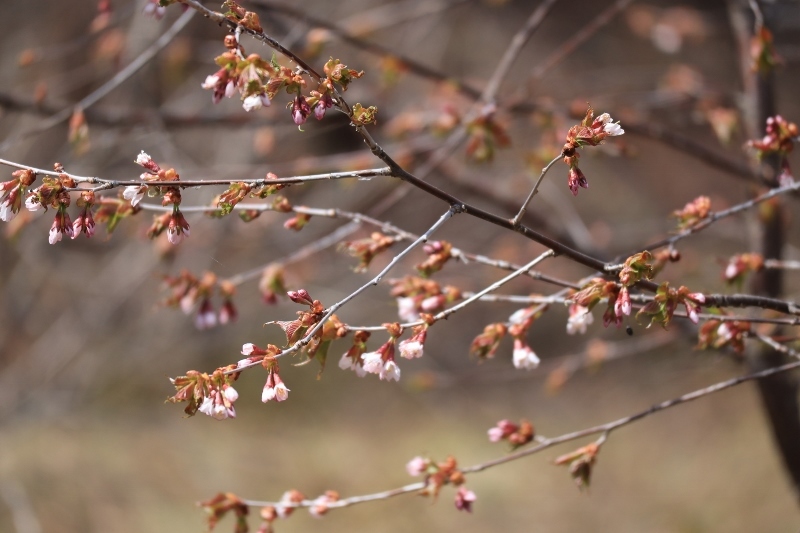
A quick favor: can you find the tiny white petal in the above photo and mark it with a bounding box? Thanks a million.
[242,94,263,112]
[201,74,220,90]
[25,196,41,212]
[566,306,594,335]
[488,427,504,442]
[0,202,14,222]
[212,404,228,420]
[167,227,184,245]
[179,294,195,315]
[225,81,236,98]
[397,297,419,322]
[603,122,624,136]
[48,226,61,245]
[381,360,401,382]
[338,353,353,370]
[198,397,214,416]
[135,151,152,166]
[399,340,423,359]
[508,308,531,325]
[274,383,290,402]
[262,386,276,403]
[513,345,540,370]
[361,351,384,374]
[224,386,239,402]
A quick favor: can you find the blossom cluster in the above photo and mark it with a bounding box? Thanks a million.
[406,455,476,512]
[487,419,535,449]
[161,270,238,329]
[199,31,372,127]
[390,275,462,322]
[561,108,625,196]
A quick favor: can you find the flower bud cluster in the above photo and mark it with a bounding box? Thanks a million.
[561,108,624,196]
[751,26,781,74]
[571,278,624,328]
[272,289,326,346]
[390,276,462,322]
[338,330,372,376]
[465,104,510,162]
[747,115,798,183]
[340,232,398,272]
[3,166,102,244]
[201,27,372,127]
[723,253,764,286]
[487,419,534,449]
[161,270,238,329]
[469,323,507,360]
[167,368,240,420]
[406,455,476,512]
[198,492,248,532]
[566,304,594,335]
[672,195,711,230]
[0,168,36,222]
[358,323,403,381]
[398,324,428,359]
[122,151,191,245]
[202,43,272,109]
[555,442,601,491]
[416,240,453,277]
[697,319,750,354]
[258,264,287,304]
[508,305,543,370]
[636,282,705,328]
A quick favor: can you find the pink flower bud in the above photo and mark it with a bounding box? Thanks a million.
[223,385,239,403]
[454,486,476,512]
[287,289,313,306]
[406,456,429,476]
[567,167,589,196]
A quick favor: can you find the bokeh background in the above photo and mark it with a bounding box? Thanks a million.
[1,0,800,531]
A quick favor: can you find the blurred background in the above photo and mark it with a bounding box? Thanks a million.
[1,0,800,531]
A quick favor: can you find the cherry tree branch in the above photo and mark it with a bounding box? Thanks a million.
[0,158,392,189]
[436,250,555,320]
[239,358,800,510]
[234,207,458,371]
[631,177,800,256]
[512,154,562,226]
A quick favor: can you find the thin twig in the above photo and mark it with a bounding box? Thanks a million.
[437,250,555,320]
[234,207,458,371]
[482,0,560,103]
[224,223,361,287]
[622,176,800,259]
[0,158,392,189]
[511,154,561,226]
[240,358,800,509]
[764,259,800,271]
[753,332,800,359]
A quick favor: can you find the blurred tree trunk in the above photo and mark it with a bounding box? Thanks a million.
[730,0,800,504]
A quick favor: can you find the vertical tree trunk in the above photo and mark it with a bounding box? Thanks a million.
[730,0,800,503]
